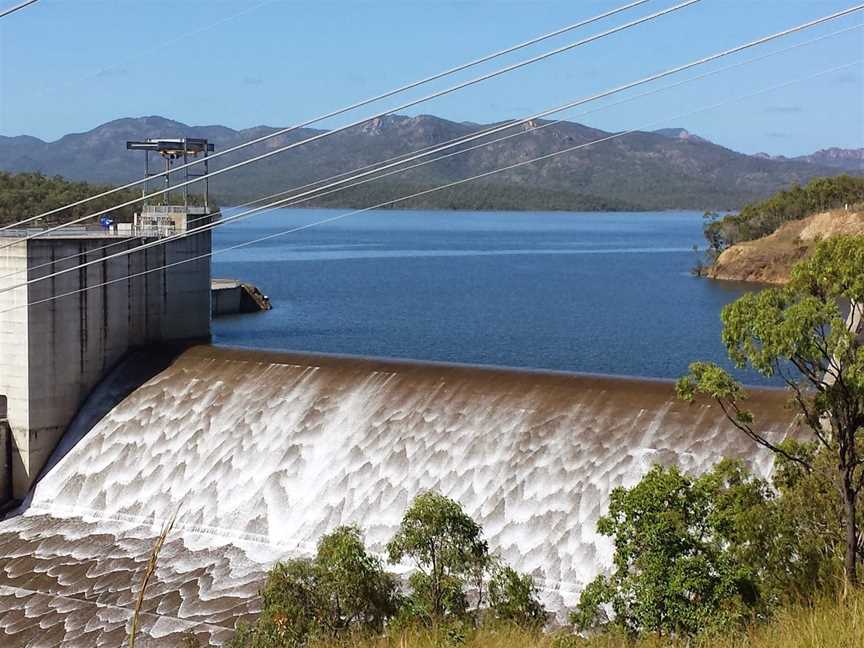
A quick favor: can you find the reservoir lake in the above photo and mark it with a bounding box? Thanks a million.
[212,208,771,384]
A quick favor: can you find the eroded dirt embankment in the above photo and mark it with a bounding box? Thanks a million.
[707,209,864,284]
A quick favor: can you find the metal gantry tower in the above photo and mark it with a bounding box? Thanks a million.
[126,138,215,211]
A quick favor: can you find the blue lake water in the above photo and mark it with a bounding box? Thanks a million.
[212,208,771,384]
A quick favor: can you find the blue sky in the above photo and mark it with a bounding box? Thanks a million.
[0,0,862,156]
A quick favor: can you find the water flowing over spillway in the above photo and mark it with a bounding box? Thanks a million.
[0,345,797,646]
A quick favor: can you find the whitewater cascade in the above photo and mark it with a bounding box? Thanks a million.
[0,346,797,646]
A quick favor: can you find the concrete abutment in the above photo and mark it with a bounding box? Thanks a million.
[0,217,212,501]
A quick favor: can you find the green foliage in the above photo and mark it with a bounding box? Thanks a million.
[0,171,139,226]
[0,171,209,227]
[769,445,853,594]
[487,564,546,628]
[337,589,864,647]
[704,175,864,253]
[676,361,749,407]
[230,495,546,646]
[678,237,864,450]
[387,492,489,621]
[229,526,399,647]
[314,526,401,633]
[569,575,613,633]
[571,463,765,638]
[790,234,864,303]
[571,456,849,640]
[678,235,864,587]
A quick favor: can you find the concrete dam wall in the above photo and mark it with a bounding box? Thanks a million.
[0,345,798,646]
[0,228,212,499]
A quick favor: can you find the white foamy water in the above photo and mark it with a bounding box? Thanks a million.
[0,346,796,645]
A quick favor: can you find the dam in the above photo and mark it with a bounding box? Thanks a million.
[0,211,212,500]
[0,345,797,646]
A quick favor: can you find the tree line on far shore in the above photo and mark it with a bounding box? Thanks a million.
[0,172,208,228]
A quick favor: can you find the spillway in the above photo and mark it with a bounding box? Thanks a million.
[0,345,797,646]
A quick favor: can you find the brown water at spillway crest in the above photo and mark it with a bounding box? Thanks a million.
[0,345,798,646]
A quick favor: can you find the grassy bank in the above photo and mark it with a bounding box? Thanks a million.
[308,592,863,648]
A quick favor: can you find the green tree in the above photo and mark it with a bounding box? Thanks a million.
[314,526,401,634]
[487,563,547,628]
[387,492,489,621]
[229,526,399,647]
[769,443,856,594]
[249,559,319,647]
[571,464,763,638]
[677,236,864,587]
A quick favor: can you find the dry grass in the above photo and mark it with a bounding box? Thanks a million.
[128,512,177,648]
[707,209,864,284]
[723,591,863,648]
[309,590,864,648]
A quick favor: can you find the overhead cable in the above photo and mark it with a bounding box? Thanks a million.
[3,3,859,294]
[6,20,858,285]
[1,0,656,230]
[3,60,856,316]
[0,0,38,19]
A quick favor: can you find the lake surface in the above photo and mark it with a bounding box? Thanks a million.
[212,208,770,384]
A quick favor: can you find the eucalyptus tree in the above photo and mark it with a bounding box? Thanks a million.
[387,491,489,621]
[677,236,864,587]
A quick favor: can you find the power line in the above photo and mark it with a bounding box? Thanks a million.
[230,48,864,218]
[2,0,696,241]
[15,0,864,247]
[3,59,856,317]
[3,3,859,295]
[221,22,864,222]
[4,19,857,286]
[0,0,655,231]
[205,27,864,228]
[5,19,858,285]
[0,0,38,19]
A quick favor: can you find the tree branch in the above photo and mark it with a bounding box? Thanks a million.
[716,398,812,471]
[780,373,831,449]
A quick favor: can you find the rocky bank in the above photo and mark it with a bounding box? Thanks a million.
[707,208,864,284]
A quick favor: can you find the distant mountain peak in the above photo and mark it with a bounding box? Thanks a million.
[806,147,864,162]
[653,127,708,144]
[0,114,859,211]
[792,147,864,171]
[754,152,789,161]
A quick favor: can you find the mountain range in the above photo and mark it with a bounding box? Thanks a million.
[1,115,860,211]
[754,147,864,170]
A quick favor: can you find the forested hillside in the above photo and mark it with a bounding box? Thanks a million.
[300,179,640,211]
[1,115,857,211]
[0,172,141,227]
[703,174,864,254]
[0,172,208,227]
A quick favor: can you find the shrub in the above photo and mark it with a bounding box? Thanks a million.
[571,463,767,638]
[487,564,546,628]
[229,526,399,647]
[387,492,488,621]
